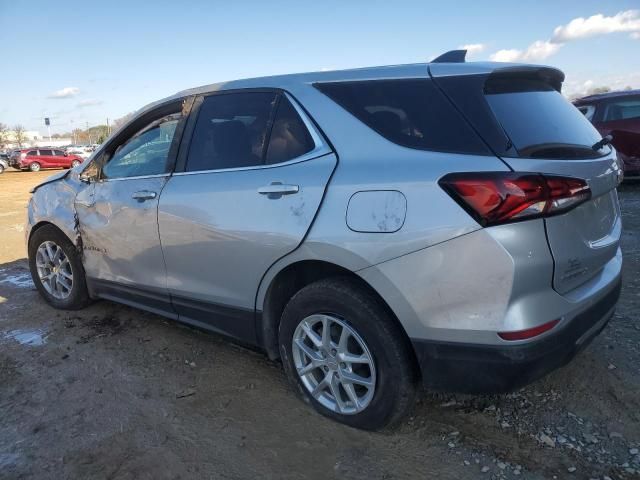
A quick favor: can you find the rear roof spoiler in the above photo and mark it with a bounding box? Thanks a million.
[431,50,467,63]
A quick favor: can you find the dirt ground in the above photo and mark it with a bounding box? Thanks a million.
[0,169,639,480]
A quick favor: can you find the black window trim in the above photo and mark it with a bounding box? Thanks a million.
[173,88,331,175]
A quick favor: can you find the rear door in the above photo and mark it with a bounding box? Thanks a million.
[52,149,68,167]
[432,66,622,294]
[38,149,55,167]
[158,90,336,342]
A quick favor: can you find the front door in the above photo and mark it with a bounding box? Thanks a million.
[75,100,188,315]
[158,91,336,342]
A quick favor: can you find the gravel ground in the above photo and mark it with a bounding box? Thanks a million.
[0,169,639,480]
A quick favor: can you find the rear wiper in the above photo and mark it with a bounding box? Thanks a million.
[592,134,613,151]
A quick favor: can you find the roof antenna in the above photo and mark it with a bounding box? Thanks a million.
[431,50,467,63]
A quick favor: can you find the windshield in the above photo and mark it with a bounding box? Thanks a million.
[485,79,608,159]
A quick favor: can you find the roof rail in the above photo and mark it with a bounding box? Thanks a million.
[431,49,467,63]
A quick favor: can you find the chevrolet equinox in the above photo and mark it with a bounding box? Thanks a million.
[26,51,623,430]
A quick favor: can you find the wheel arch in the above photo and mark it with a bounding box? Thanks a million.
[258,258,418,374]
[28,220,79,252]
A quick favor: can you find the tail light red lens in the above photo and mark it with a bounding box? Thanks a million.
[498,319,560,341]
[439,172,591,226]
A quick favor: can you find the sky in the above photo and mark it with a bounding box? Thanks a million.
[1,0,639,135]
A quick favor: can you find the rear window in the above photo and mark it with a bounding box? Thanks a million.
[484,77,607,159]
[315,79,489,155]
[601,97,640,122]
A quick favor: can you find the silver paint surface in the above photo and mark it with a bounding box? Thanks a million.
[26,60,623,351]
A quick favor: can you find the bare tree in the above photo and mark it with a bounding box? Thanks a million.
[112,112,134,130]
[0,123,8,149]
[12,124,26,147]
[586,86,611,96]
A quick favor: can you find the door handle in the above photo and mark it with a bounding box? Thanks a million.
[132,190,157,201]
[258,183,299,197]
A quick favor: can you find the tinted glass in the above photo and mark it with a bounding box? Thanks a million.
[186,92,277,172]
[39,149,53,156]
[602,98,640,122]
[27,150,38,156]
[265,97,315,164]
[53,149,65,156]
[102,114,180,179]
[485,80,606,159]
[315,79,488,154]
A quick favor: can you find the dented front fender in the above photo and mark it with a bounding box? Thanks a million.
[26,171,86,251]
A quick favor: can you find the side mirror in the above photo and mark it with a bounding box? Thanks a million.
[64,152,68,157]
[79,172,93,183]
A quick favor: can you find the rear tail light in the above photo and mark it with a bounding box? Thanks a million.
[439,172,591,227]
[498,319,560,341]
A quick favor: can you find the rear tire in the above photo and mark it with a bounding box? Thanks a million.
[0,165,4,174]
[28,225,90,310]
[279,277,417,430]
[29,162,41,172]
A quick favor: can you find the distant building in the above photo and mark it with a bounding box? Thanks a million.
[3,130,42,149]
[2,131,71,149]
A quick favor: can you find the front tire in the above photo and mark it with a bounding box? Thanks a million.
[71,160,81,168]
[28,225,90,310]
[279,277,417,430]
[29,162,41,172]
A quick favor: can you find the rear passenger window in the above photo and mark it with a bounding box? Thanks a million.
[315,79,488,154]
[186,92,277,172]
[265,97,315,164]
[39,149,53,156]
[28,150,38,156]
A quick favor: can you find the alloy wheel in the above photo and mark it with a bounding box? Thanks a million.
[292,314,376,415]
[35,241,73,299]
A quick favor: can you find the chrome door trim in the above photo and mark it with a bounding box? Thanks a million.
[171,152,333,177]
[98,173,171,183]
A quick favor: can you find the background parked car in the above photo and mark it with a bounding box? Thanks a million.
[64,145,93,159]
[0,156,7,174]
[12,148,84,172]
[574,90,640,179]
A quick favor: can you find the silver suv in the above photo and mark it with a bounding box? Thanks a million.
[26,51,622,430]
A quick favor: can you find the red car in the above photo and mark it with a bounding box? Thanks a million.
[573,90,640,180]
[11,148,84,172]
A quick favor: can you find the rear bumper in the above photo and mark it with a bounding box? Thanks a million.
[411,277,621,393]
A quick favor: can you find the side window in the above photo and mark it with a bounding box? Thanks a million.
[265,97,315,164]
[39,149,53,156]
[316,79,489,154]
[102,113,180,179]
[53,149,65,156]
[602,98,640,122]
[28,150,38,156]
[186,92,277,172]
